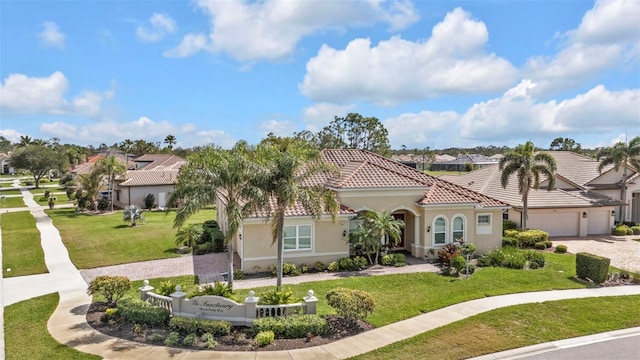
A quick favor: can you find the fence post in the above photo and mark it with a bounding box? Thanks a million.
[244,290,259,326]
[303,289,318,315]
[138,280,154,301]
[170,285,186,315]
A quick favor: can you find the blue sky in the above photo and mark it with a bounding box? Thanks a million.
[1,0,638,150]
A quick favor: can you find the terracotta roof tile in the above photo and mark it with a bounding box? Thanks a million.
[119,170,181,187]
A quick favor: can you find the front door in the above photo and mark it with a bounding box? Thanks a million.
[391,213,405,248]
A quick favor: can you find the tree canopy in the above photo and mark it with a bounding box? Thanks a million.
[9,145,61,188]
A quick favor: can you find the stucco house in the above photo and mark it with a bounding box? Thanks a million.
[0,152,15,175]
[115,154,186,209]
[441,151,629,237]
[226,149,508,273]
[430,154,499,172]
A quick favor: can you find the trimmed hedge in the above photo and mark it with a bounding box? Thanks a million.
[502,237,518,248]
[555,244,568,253]
[251,314,328,339]
[326,287,376,322]
[116,298,170,326]
[576,252,610,284]
[169,316,232,336]
[515,230,549,248]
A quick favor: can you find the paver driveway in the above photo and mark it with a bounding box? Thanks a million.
[551,235,640,273]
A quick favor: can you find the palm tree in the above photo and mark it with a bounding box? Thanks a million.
[119,139,134,166]
[96,155,126,212]
[596,136,640,223]
[359,210,404,264]
[257,138,339,289]
[123,205,144,226]
[17,135,33,147]
[175,224,204,250]
[499,141,557,230]
[78,168,103,211]
[164,135,177,152]
[168,141,265,287]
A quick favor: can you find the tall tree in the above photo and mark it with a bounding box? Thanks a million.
[596,136,640,223]
[549,137,582,153]
[17,135,33,147]
[257,137,339,289]
[9,145,61,188]
[164,135,177,152]
[119,139,134,165]
[96,155,126,212]
[169,141,265,287]
[0,136,12,153]
[316,113,390,154]
[357,210,404,264]
[499,141,557,230]
[78,167,103,210]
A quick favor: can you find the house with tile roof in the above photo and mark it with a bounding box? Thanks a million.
[441,151,633,237]
[114,154,186,209]
[430,154,499,172]
[231,149,509,273]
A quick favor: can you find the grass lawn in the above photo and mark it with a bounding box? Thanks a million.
[30,187,65,195]
[1,181,16,188]
[352,295,640,360]
[424,170,465,177]
[36,193,71,206]
[1,196,26,208]
[1,211,48,277]
[48,207,217,269]
[0,189,22,195]
[4,293,101,360]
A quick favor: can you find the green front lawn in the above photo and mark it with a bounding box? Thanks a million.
[36,193,71,205]
[4,293,101,360]
[1,196,26,208]
[1,181,16,188]
[1,211,47,277]
[0,189,22,195]
[352,295,640,360]
[48,208,217,269]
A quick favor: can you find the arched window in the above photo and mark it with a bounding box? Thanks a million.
[434,217,446,245]
[452,216,464,243]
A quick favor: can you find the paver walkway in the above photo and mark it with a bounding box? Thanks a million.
[551,236,640,273]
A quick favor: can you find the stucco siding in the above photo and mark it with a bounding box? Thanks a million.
[116,185,175,209]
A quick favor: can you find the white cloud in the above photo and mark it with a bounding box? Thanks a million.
[458,80,640,142]
[136,13,177,42]
[256,119,296,137]
[40,116,176,143]
[0,129,24,143]
[302,102,356,131]
[38,21,65,49]
[299,8,518,105]
[169,0,419,61]
[163,33,208,58]
[524,0,640,96]
[384,110,460,148]
[0,72,112,117]
[196,130,236,148]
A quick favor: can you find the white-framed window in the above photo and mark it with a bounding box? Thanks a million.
[283,224,312,251]
[477,214,491,226]
[452,216,465,242]
[434,217,446,245]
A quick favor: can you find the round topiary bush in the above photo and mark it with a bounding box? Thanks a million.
[534,242,547,250]
[555,244,568,253]
[612,225,631,236]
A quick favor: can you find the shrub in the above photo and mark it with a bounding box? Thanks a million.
[338,257,358,271]
[149,332,164,343]
[450,255,466,275]
[502,237,519,248]
[44,190,50,198]
[326,287,375,323]
[164,332,180,346]
[437,244,460,266]
[555,244,568,253]
[182,333,198,346]
[525,250,546,269]
[201,333,217,348]
[327,261,339,272]
[631,226,640,235]
[282,262,298,275]
[143,193,155,210]
[299,263,310,273]
[199,221,225,253]
[97,197,109,212]
[534,242,547,250]
[353,256,368,269]
[515,230,548,248]
[259,287,297,305]
[460,264,475,275]
[255,331,275,346]
[503,219,517,232]
[87,275,131,305]
[117,298,170,326]
[544,240,553,248]
[576,252,610,284]
[233,269,246,280]
[313,261,326,272]
[157,281,178,297]
[169,316,232,336]
[381,254,393,266]
[252,315,328,339]
[189,281,236,301]
[612,225,631,236]
[382,253,407,267]
[193,242,216,255]
[502,248,527,269]
[504,229,519,238]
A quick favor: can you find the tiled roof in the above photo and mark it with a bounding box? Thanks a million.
[321,149,507,208]
[134,154,186,170]
[432,154,499,165]
[441,164,621,208]
[544,151,609,186]
[119,170,180,187]
[247,199,355,219]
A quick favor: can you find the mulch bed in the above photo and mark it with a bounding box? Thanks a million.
[86,302,374,352]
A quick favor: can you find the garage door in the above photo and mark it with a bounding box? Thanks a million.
[527,212,579,237]
[588,210,611,235]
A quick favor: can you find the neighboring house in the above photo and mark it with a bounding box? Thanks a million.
[71,150,133,176]
[226,149,508,273]
[115,154,186,209]
[441,151,628,237]
[0,152,15,175]
[430,154,499,172]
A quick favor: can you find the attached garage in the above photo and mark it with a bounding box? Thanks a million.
[527,211,580,237]
[587,209,613,235]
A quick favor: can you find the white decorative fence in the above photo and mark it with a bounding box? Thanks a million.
[138,280,318,326]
